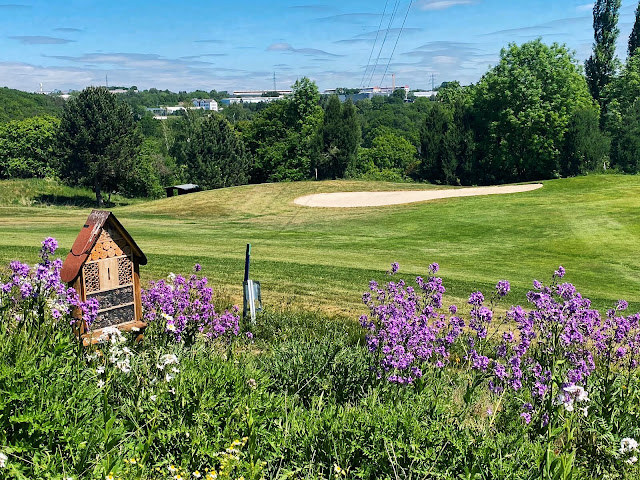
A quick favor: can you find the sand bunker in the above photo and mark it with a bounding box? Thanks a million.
[294,184,543,208]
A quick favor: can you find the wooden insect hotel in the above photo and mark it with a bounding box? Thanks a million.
[61,210,147,340]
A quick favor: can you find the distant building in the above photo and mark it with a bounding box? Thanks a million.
[328,84,411,103]
[145,106,186,120]
[220,96,283,105]
[233,89,291,97]
[192,98,219,111]
[412,91,438,98]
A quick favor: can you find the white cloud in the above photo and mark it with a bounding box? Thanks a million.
[576,3,593,12]
[416,0,477,11]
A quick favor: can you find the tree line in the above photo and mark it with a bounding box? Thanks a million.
[0,0,639,206]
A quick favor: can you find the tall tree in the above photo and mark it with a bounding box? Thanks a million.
[245,77,323,182]
[585,0,622,108]
[318,96,361,179]
[473,40,596,184]
[182,116,251,189]
[58,86,141,206]
[629,2,640,57]
[561,108,610,175]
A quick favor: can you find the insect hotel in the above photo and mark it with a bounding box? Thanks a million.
[61,210,147,341]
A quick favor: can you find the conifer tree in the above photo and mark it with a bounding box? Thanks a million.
[629,2,640,57]
[585,0,622,107]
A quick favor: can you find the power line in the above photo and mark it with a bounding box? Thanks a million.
[367,0,402,87]
[380,0,413,87]
[360,0,390,88]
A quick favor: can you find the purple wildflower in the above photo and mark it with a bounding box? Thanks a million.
[495,280,510,297]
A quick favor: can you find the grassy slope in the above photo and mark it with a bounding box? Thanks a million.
[0,175,639,314]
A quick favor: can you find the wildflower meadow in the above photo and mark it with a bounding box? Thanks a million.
[0,239,639,479]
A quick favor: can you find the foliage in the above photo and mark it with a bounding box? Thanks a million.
[57,86,143,206]
[629,2,640,57]
[562,108,611,175]
[603,52,640,172]
[317,97,360,179]
[356,130,417,178]
[610,100,640,173]
[0,116,60,179]
[472,40,596,184]
[245,77,323,182]
[585,0,622,108]
[0,87,65,123]
[178,115,251,190]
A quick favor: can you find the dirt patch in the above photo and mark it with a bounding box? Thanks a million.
[293,184,543,208]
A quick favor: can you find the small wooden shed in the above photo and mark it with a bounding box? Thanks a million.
[165,183,201,197]
[61,210,147,339]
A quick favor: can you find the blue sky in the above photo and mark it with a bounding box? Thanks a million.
[0,0,638,93]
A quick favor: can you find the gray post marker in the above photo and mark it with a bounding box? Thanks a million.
[243,243,251,319]
[243,243,262,324]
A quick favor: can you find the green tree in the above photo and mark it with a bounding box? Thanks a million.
[57,86,142,206]
[585,0,622,108]
[473,40,596,184]
[603,51,640,172]
[0,116,60,179]
[419,102,452,182]
[611,100,640,172]
[318,96,361,179]
[561,109,611,175]
[629,2,640,57]
[182,115,251,189]
[357,131,417,177]
[245,78,323,182]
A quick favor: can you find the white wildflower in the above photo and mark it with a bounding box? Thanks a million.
[0,452,7,468]
[167,273,176,282]
[564,385,589,403]
[116,359,131,374]
[97,379,105,388]
[627,456,638,465]
[621,437,639,454]
[96,366,105,374]
[150,394,157,402]
[166,323,176,332]
[165,373,175,382]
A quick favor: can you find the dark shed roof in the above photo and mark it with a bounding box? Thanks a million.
[60,210,147,283]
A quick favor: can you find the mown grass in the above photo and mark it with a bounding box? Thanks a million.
[1,175,639,313]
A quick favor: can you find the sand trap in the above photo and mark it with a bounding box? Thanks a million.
[294,184,543,208]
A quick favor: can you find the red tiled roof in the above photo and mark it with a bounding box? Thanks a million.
[60,210,147,283]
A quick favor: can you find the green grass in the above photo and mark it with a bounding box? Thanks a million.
[1,175,639,314]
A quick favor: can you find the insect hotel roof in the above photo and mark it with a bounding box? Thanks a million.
[61,210,147,341]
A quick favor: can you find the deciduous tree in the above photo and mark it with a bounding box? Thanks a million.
[473,40,596,184]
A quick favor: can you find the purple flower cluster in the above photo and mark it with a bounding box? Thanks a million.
[0,237,98,329]
[361,263,640,426]
[141,268,240,344]
[360,263,462,384]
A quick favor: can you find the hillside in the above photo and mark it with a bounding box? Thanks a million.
[0,87,66,122]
